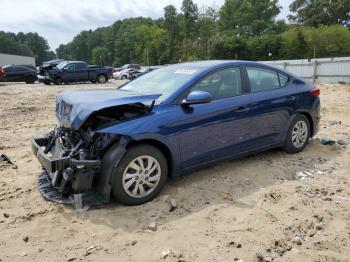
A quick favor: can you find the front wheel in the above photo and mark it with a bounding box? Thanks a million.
[111,145,168,205]
[283,115,310,154]
[53,77,62,85]
[25,76,35,84]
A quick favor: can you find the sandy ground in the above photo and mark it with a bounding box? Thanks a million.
[0,81,349,262]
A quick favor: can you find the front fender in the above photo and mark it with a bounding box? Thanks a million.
[96,136,129,202]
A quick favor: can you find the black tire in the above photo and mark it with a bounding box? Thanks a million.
[121,75,127,80]
[283,114,310,154]
[97,74,107,83]
[44,81,51,85]
[25,76,35,84]
[111,144,168,205]
[53,77,62,85]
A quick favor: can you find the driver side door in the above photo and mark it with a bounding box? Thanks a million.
[175,67,253,170]
[62,63,76,82]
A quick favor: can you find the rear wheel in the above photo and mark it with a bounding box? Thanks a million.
[283,114,310,154]
[97,74,107,83]
[111,145,168,205]
[121,75,127,80]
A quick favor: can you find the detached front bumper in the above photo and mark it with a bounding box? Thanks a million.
[31,137,102,204]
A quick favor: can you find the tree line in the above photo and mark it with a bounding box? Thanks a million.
[56,0,350,66]
[1,0,349,66]
[0,31,55,65]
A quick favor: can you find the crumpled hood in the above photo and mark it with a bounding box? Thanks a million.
[56,89,161,130]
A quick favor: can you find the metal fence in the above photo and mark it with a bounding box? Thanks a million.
[262,57,350,84]
[0,53,35,67]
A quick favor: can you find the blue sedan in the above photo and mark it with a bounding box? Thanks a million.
[32,60,320,206]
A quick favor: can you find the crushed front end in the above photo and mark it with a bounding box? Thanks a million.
[31,89,160,206]
[32,128,104,205]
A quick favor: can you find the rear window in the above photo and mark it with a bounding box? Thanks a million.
[247,67,280,92]
[278,73,289,87]
[4,66,14,72]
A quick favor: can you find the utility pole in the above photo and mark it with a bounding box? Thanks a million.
[146,48,149,67]
[313,46,316,60]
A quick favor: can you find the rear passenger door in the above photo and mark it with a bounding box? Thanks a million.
[14,66,30,81]
[245,66,297,148]
[75,63,89,81]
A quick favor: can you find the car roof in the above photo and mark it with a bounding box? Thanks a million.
[66,61,86,63]
[172,60,294,77]
[175,60,268,67]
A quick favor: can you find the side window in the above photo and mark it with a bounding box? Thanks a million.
[191,67,242,100]
[15,66,25,72]
[65,64,75,71]
[76,63,87,70]
[278,73,289,87]
[247,67,280,92]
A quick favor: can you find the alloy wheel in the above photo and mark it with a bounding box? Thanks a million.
[292,120,308,148]
[122,155,161,198]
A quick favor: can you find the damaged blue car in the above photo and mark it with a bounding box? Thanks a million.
[32,61,320,206]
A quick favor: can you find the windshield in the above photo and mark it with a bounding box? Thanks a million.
[56,62,68,69]
[119,66,200,102]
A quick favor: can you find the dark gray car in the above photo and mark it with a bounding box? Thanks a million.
[0,65,37,84]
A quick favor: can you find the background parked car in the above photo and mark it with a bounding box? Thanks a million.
[114,64,141,72]
[130,66,163,79]
[39,61,113,85]
[0,65,37,84]
[113,68,136,79]
[37,59,66,84]
[0,66,4,78]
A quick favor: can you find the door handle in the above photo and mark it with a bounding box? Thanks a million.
[234,106,249,113]
[286,96,296,102]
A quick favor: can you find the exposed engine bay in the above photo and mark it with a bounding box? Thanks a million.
[32,100,154,205]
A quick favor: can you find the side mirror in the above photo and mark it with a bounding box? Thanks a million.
[182,91,213,106]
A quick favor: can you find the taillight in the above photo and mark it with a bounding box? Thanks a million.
[310,88,320,96]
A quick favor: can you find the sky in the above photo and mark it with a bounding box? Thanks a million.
[0,0,294,51]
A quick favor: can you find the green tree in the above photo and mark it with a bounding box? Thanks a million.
[91,46,109,65]
[134,25,168,65]
[180,0,199,58]
[0,31,33,57]
[163,5,180,62]
[219,0,281,35]
[23,32,53,64]
[289,0,350,26]
[210,33,248,59]
[0,31,54,65]
[303,25,350,57]
[280,27,307,59]
[196,6,218,59]
[247,33,282,60]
